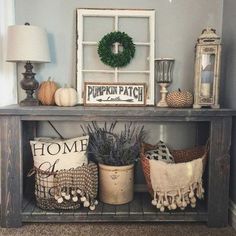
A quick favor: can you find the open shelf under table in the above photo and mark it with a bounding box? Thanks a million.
[22,192,207,223]
[1,105,231,227]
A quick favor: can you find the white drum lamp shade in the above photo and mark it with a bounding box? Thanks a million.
[6,24,51,106]
[6,25,50,63]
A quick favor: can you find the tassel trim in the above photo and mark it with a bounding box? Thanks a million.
[151,181,204,212]
[54,187,98,211]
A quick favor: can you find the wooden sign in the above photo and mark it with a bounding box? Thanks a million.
[84,83,146,106]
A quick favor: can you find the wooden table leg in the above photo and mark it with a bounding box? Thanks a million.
[0,116,22,228]
[208,117,232,227]
[22,121,37,198]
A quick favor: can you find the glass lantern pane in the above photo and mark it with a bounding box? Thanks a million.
[200,54,215,98]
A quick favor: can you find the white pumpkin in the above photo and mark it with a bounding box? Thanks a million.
[54,87,77,107]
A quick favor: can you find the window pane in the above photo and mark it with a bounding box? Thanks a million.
[83,72,115,83]
[119,46,150,71]
[118,73,149,84]
[83,16,114,42]
[118,17,149,42]
[83,45,113,71]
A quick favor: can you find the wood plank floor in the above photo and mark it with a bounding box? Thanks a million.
[21,193,207,223]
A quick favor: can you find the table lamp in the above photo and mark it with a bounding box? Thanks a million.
[6,23,51,106]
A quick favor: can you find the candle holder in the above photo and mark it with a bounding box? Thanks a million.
[155,58,175,107]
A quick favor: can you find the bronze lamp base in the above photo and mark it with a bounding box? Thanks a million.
[20,62,39,106]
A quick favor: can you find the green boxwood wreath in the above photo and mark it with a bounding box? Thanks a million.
[97,31,135,68]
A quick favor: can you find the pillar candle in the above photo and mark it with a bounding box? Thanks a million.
[201,83,211,98]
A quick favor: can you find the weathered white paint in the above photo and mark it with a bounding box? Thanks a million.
[76,9,155,105]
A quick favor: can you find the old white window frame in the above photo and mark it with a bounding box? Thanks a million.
[76,8,155,105]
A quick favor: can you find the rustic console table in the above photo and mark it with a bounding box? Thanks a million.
[0,105,233,228]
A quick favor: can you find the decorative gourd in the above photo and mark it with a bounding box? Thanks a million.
[167,89,193,108]
[54,86,77,107]
[37,77,58,105]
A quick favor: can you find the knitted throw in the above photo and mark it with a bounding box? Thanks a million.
[149,157,205,211]
[34,162,98,210]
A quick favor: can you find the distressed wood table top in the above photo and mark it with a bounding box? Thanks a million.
[0,105,234,119]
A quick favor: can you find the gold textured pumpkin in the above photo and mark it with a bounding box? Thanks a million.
[167,89,193,108]
[37,77,58,105]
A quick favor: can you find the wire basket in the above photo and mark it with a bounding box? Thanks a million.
[29,162,98,210]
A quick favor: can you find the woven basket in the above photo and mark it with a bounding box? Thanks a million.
[140,143,208,196]
[31,162,98,210]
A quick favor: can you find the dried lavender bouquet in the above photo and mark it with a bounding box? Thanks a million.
[81,122,145,166]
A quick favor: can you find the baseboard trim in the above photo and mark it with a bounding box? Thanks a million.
[229,200,236,230]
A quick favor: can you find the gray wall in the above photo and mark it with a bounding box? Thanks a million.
[15,0,223,134]
[16,0,223,95]
[14,0,224,184]
[222,0,236,202]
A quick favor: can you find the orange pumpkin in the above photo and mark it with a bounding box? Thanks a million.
[37,77,58,105]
